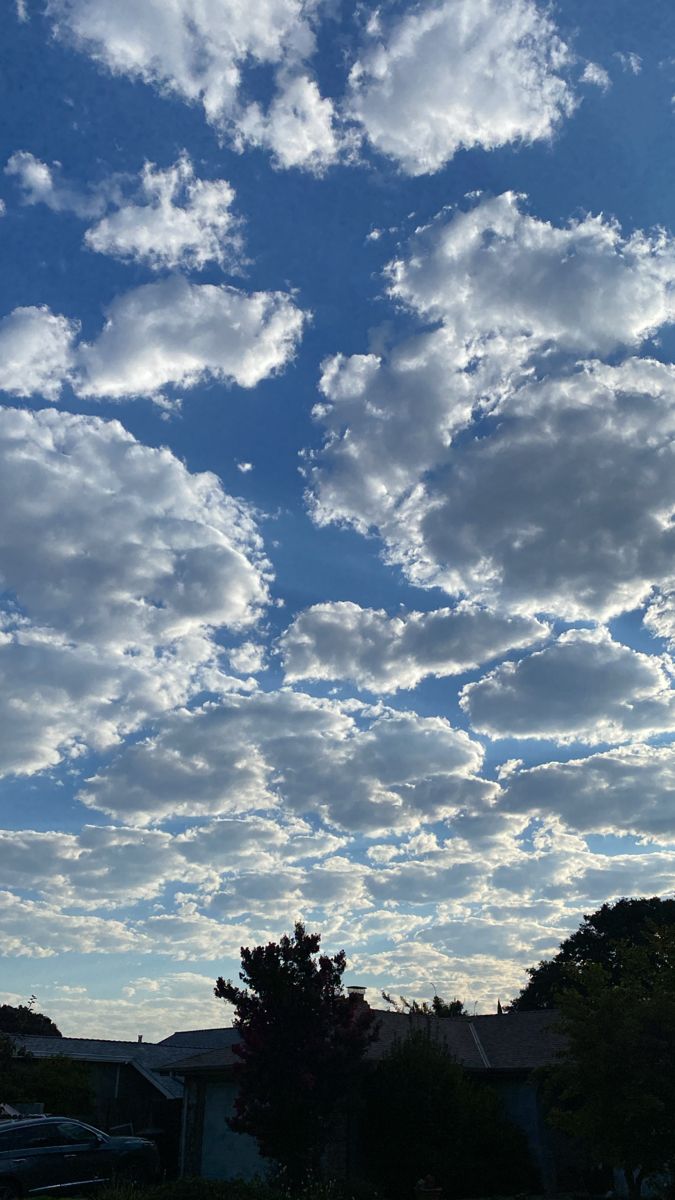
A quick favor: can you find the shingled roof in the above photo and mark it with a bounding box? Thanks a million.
[3,1034,231,1100]
[161,1010,565,1077]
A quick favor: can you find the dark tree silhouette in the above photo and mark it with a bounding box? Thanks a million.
[0,999,62,1037]
[361,1030,534,1199]
[382,991,467,1017]
[512,896,675,1009]
[543,929,675,1200]
[214,922,377,1181]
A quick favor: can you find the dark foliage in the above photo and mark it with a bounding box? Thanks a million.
[359,1030,536,1199]
[0,1032,93,1114]
[0,999,62,1037]
[382,993,467,1017]
[214,923,378,1182]
[541,929,675,1200]
[512,896,675,1009]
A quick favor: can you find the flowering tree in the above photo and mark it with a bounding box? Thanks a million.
[215,923,377,1181]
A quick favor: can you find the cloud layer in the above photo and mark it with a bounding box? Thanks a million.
[311,196,675,621]
[282,601,549,691]
[0,406,269,774]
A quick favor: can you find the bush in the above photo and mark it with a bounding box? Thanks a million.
[358,1031,536,1199]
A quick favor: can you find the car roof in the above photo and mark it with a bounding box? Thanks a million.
[0,1117,79,1129]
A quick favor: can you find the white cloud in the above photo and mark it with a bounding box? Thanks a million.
[348,0,574,175]
[310,196,675,579]
[0,891,144,957]
[84,153,244,271]
[615,51,642,74]
[380,360,675,620]
[32,974,228,1040]
[46,0,339,172]
[236,75,341,173]
[311,210,675,621]
[644,588,675,649]
[0,406,270,776]
[228,640,267,674]
[7,150,245,272]
[0,278,305,403]
[0,306,78,399]
[281,600,549,692]
[79,689,494,832]
[5,150,111,217]
[386,193,675,356]
[581,62,611,90]
[76,276,305,399]
[461,629,675,744]
[502,743,675,841]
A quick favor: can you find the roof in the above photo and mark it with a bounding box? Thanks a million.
[158,1027,238,1049]
[161,1010,564,1078]
[470,1010,566,1070]
[3,1035,198,1100]
[160,1046,240,1075]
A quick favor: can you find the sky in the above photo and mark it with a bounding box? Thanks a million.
[1,0,675,1041]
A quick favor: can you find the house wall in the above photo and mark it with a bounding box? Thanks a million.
[181,1075,263,1181]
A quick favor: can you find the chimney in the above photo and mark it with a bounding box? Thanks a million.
[347,986,368,1006]
[137,1034,143,1043]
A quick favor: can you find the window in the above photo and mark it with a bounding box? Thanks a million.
[55,1122,100,1146]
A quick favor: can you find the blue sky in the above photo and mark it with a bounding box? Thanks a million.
[1,0,675,1038]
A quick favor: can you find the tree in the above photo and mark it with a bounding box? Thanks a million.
[0,998,62,1037]
[382,992,467,1017]
[512,896,675,1009]
[214,922,378,1182]
[0,1034,93,1115]
[360,1030,535,1199]
[542,931,675,1200]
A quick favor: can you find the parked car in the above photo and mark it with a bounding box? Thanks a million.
[0,1116,159,1197]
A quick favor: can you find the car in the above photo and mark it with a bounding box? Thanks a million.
[0,1116,160,1198]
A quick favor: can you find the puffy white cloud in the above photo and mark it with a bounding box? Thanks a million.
[0,276,305,403]
[581,62,611,90]
[228,640,267,675]
[84,153,244,271]
[0,815,344,908]
[76,276,305,399]
[644,588,675,649]
[0,306,78,400]
[387,193,675,356]
[236,75,341,173]
[281,600,549,691]
[7,150,245,272]
[461,629,675,744]
[79,689,494,832]
[348,0,574,175]
[502,743,675,841]
[0,891,143,956]
[0,406,270,776]
[313,351,675,621]
[5,150,111,217]
[46,0,339,172]
[310,198,675,610]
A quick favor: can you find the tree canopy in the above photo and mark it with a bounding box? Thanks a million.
[543,928,675,1200]
[214,922,377,1181]
[0,999,62,1037]
[382,991,467,1017]
[361,1029,535,1199]
[512,896,675,1009]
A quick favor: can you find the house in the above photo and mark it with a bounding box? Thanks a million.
[161,1009,576,1191]
[2,1031,232,1174]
